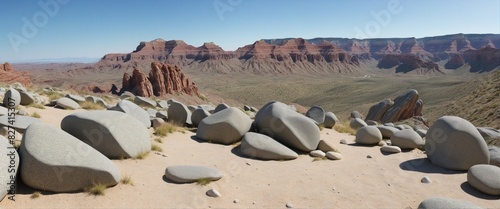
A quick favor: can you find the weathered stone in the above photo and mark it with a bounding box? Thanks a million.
[381,145,401,153]
[134,96,157,108]
[390,129,424,149]
[382,89,420,123]
[0,136,19,201]
[191,108,211,127]
[240,132,298,160]
[365,98,394,122]
[112,100,151,127]
[151,118,166,128]
[305,106,325,124]
[56,97,80,110]
[355,126,382,145]
[213,103,230,113]
[317,139,337,152]
[0,115,42,132]
[350,111,363,119]
[65,94,86,103]
[167,100,192,126]
[467,164,500,195]
[324,112,339,128]
[310,150,326,158]
[326,151,342,160]
[61,110,151,159]
[377,126,400,139]
[156,111,168,120]
[197,107,252,144]
[254,101,320,152]
[350,118,367,130]
[19,123,121,192]
[164,165,223,183]
[2,87,20,108]
[425,116,489,170]
[417,197,483,209]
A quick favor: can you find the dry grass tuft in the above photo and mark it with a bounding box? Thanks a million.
[84,183,107,196]
[196,178,213,186]
[333,121,357,135]
[31,112,41,118]
[151,143,163,152]
[30,191,41,199]
[120,175,134,186]
[134,151,150,160]
[154,137,163,143]
[80,101,106,110]
[27,103,45,109]
[154,123,186,137]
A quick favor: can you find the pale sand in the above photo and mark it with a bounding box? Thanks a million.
[1,106,499,209]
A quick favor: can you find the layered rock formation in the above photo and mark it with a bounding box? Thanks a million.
[0,62,32,86]
[99,34,500,75]
[365,90,423,123]
[120,62,199,97]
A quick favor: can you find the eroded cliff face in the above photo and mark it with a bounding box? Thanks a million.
[120,62,199,97]
[0,62,33,86]
[100,34,500,75]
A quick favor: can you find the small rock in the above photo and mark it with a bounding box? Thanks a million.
[340,139,347,144]
[233,199,239,203]
[246,162,251,166]
[378,141,387,146]
[326,151,342,160]
[367,155,373,159]
[310,150,326,158]
[286,203,293,208]
[381,145,402,153]
[421,176,432,184]
[206,189,221,198]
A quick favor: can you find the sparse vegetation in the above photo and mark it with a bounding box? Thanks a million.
[134,151,150,160]
[27,103,46,109]
[31,112,41,118]
[333,121,357,135]
[30,191,41,199]
[80,101,106,110]
[45,91,65,100]
[318,124,325,131]
[154,122,186,137]
[154,137,163,143]
[151,143,163,152]
[196,178,213,186]
[120,175,134,186]
[84,183,108,196]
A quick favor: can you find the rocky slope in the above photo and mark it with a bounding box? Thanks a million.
[120,62,199,97]
[0,62,32,86]
[99,34,500,75]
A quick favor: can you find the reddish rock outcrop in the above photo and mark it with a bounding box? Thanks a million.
[366,90,424,123]
[377,54,443,74]
[120,62,199,97]
[0,62,32,86]
[444,53,465,69]
[463,46,500,73]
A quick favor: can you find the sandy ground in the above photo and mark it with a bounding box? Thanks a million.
[1,106,499,209]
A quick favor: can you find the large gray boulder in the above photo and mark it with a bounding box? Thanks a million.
[324,112,339,128]
[377,126,400,139]
[213,103,230,114]
[164,165,223,183]
[350,118,367,130]
[19,89,35,106]
[489,146,500,167]
[0,115,42,132]
[305,106,325,125]
[240,132,298,160]
[120,91,135,99]
[355,126,382,145]
[477,127,500,144]
[196,107,251,145]
[85,96,108,107]
[417,197,483,209]
[191,108,211,127]
[65,94,86,103]
[56,97,81,110]
[0,106,7,115]
[134,96,157,108]
[2,87,20,108]
[112,100,151,127]
[365,98,394,122]
[19,123,121,192]
[467,164,500,195]
[61,110,151,159]
[167,101,192,126]
[425,116,489,171]
[0,136,19,201]
[254,101,320,152]
[390,129,424,149]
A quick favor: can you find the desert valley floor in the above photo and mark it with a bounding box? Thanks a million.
[0,105,498,209]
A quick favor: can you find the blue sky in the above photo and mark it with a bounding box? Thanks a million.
[1,0,499,62]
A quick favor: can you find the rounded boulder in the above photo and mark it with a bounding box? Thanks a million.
[240,132,298,160]
[390,129,424,149]
[355,126,382,145]
[196,107,252,145]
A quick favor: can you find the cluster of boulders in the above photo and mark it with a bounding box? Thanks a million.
[365,89,423,123]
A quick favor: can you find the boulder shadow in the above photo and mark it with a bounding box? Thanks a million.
[190,135,207,143]
[399,158,463,174]
[162,175,183,184]
[15,176,84,196]
[230,145,248,159]
[460,182,500,200]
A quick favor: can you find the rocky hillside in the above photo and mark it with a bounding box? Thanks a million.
[443,70,500,130]
[99,34,500,75]
[0,62,32,86]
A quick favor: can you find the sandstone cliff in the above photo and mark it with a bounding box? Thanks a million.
[0,62,32,86]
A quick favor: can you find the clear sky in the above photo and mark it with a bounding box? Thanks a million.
[1,0,499,62]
